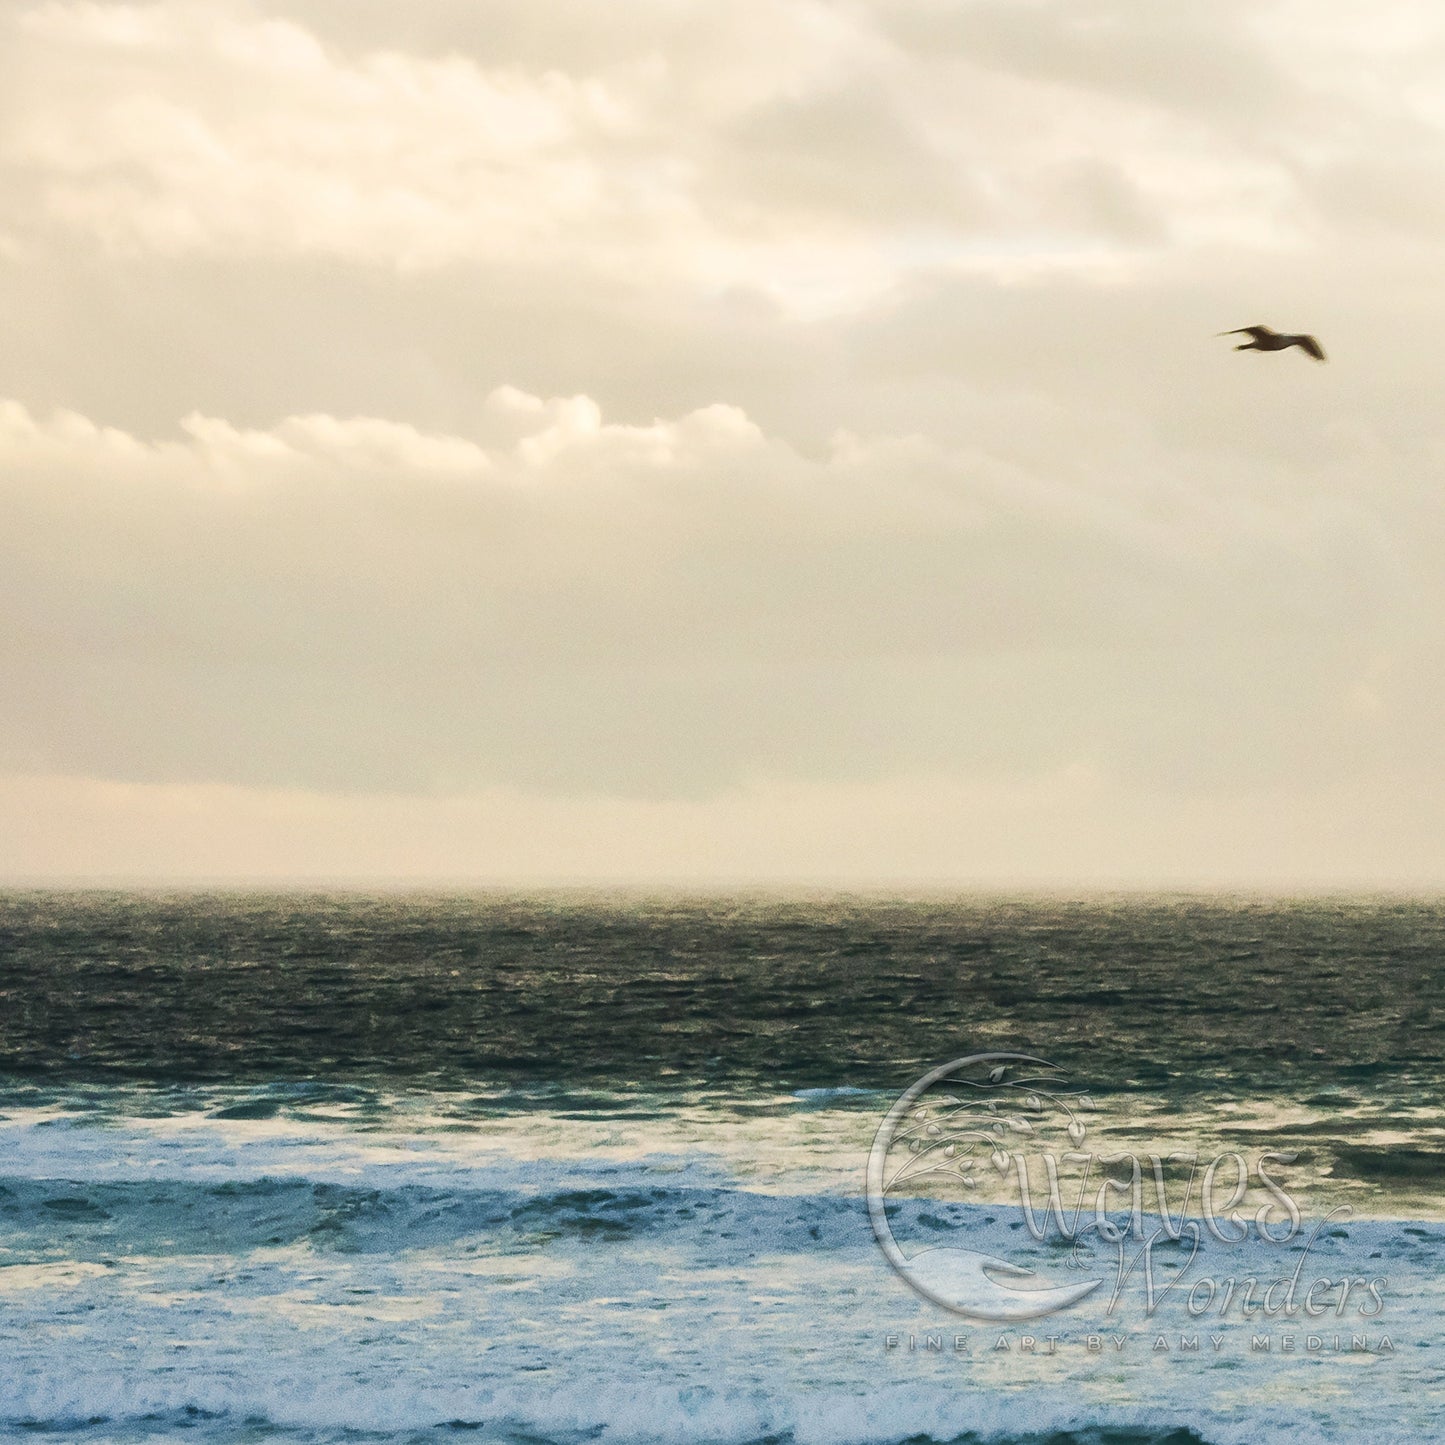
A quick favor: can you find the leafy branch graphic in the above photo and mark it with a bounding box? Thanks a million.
[884,1060,1096,1195]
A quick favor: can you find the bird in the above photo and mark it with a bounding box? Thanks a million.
[1218,324,1326,362]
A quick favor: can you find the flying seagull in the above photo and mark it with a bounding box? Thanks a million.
[1218,324,1326,361]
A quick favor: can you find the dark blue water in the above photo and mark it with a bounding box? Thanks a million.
[3,890,1443,1096]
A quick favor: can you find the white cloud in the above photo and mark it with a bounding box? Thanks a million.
[0,389,1420,817]
[5,4,631,270]
[7,0,1442,307]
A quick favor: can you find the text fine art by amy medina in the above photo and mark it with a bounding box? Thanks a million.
[2,5,1444,1445]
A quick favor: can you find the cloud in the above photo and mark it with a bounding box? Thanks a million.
[0,389,1414,809]
[4,0,1445,880]
[10,0,1441,299]
[3,3,632,270]
[875,1,1296,121]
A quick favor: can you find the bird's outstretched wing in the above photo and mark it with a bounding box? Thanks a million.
[1218,325,1272,339]
[1294,334,1326,361]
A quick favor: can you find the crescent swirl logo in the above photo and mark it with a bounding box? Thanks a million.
[866,1052,1105,1321]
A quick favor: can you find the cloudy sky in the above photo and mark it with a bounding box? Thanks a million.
[3,0,1444,884]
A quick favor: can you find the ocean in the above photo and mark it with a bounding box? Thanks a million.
[0,891,1441,1444]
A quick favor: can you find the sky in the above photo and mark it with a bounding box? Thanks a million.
[3,0,1445,885]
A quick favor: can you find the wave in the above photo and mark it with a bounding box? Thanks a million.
[3,1163,1441,1266]
[0,1169,1436,1445]
[0,1175,873,1258]
[0,1379,1395,1445]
